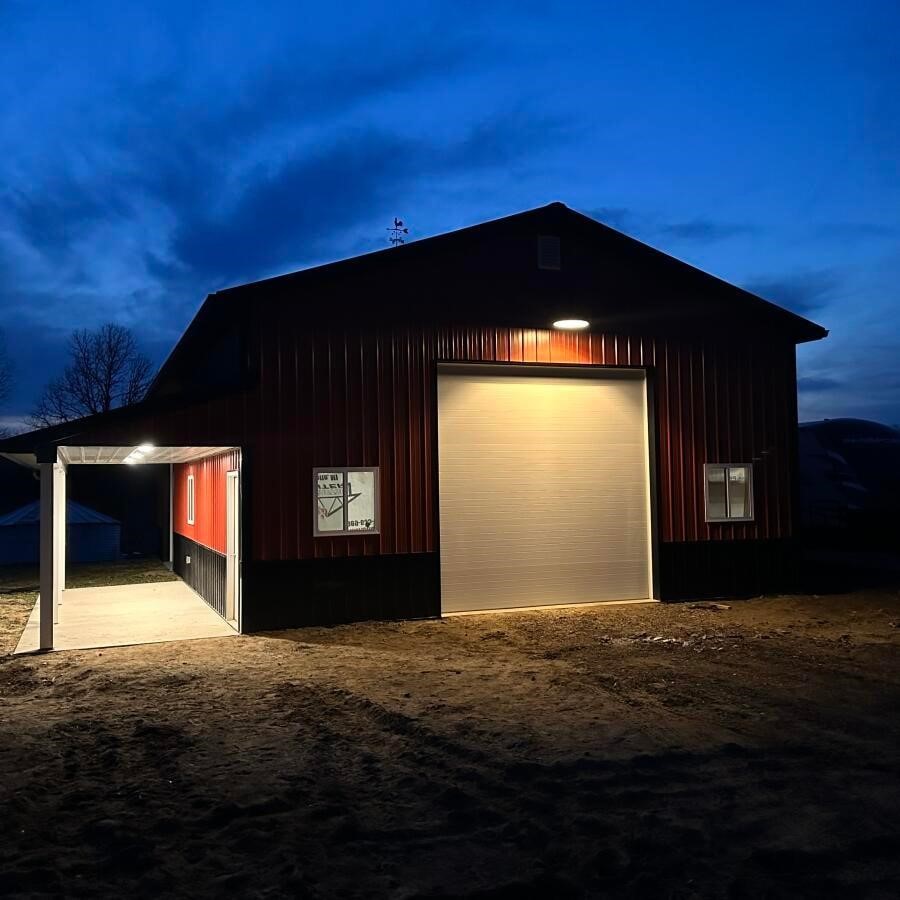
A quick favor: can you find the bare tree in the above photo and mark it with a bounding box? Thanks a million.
[30,323,153,428]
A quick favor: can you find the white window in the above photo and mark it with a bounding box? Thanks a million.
[704,464,753,522]
[187,474,195,525]
[314,467,379,536]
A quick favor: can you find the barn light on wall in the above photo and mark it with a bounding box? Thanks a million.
[552,319,589,330]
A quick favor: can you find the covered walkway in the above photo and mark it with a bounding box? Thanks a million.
[0,442,241,651]
[15,580,236,654]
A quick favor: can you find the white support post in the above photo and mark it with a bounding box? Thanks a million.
[168,463,174,568]
[53,462,66,623]
[39,462,56,650]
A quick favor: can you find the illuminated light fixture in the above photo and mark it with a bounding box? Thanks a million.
[124,443,155,465]
[552,318,589,330]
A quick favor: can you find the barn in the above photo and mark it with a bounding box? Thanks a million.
[0,203,827,650]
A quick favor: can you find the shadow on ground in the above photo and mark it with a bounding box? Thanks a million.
[1,582,899,897]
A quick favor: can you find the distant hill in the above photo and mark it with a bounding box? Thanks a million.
[799,418,900,544]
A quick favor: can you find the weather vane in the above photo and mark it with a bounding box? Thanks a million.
[387,217,409,247]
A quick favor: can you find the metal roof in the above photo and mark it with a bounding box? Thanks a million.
[0,500,120,527]
[145,202,828,400]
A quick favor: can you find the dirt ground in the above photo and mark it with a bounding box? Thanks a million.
[1,566,900,898]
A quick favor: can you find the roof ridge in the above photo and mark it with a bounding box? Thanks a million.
[213,201,568,296]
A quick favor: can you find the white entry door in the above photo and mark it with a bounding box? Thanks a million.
[437,366,653,613]
[225,470,240,625]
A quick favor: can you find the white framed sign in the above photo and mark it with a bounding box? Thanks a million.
[314,467,380,536]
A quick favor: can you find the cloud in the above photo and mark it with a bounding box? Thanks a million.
[169,131,414,284]
[168,111,566,286]
[0,14,555,417]
[798,375,842,393]
[584,208,759,244]
[196,39,484,151]
[442,109,567,171]
[814,222,900,241]
[584,207,638,233]
[798,327,900,426]
[5,176,132,258]
[0,19,565,415]
[0,415,29,436]
[657,220,758,242]
[0,25,490,272]
[798,365,900,426]
[742,270,840,315]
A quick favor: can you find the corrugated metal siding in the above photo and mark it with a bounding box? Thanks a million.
[67,523,121,564]
[173,449,240,554]
[0,525,38,565]
[0,523,120,565]
[77,321,799,565]
[174,533,227,617]
[283,326,796,560]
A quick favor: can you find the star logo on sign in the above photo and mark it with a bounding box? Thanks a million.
[318,490,362,520]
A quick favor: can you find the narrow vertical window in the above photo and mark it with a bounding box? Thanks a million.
[187,474,195,525]
[537,235,561,270]
[704,464,753,522]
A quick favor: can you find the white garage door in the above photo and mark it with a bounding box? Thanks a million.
[437,366,653,613]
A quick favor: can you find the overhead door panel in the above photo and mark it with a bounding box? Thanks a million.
[437,367,652,612]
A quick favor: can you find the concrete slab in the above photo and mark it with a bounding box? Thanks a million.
[14,580,236,654]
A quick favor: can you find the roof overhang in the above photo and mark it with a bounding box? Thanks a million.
[0,452,40,471]
[58,445,237,465]
[2,446,237,468]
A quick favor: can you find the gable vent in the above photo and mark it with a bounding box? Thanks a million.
[537,235,561,270]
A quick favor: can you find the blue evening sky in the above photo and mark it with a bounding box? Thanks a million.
[1,0,898,430]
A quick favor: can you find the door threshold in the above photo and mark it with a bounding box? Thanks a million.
[442,598,657,617]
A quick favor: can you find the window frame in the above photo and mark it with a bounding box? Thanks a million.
[703,463,754,523]
[186,474,195,525]
[537,234,561,270]
[313,466,380,537]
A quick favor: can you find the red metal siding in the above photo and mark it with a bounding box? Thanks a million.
[173,449,240,554]
[81,320,799,566]
[250,321,797,561]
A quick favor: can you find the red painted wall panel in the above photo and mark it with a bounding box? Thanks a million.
[80,318,799,567]
[246,321,797,562]
[173,449,240,554]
